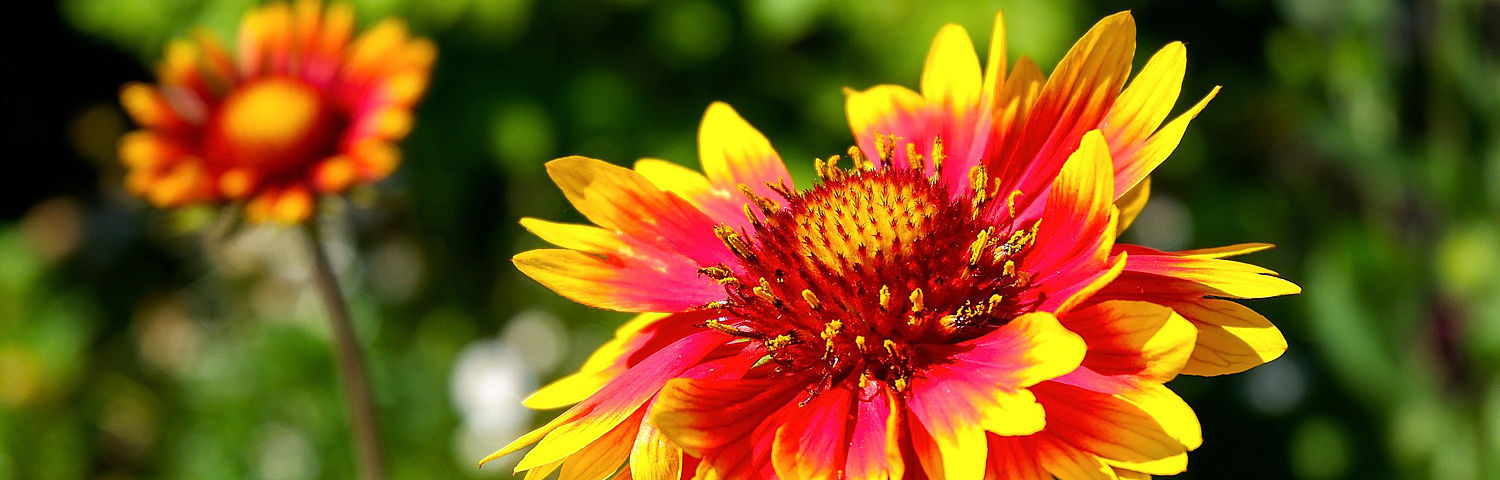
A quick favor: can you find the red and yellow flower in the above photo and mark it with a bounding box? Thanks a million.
[117,0,434,223]
[487,10,1297,480]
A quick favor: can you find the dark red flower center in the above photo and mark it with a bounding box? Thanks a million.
[205,77,345,179]
[700,145,1041,391]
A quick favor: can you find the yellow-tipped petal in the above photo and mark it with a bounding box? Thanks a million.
[921,24,984,113]
[1104,42,1187,152]
[980,10,1007,104]
[1114,86,1219,194]
[697,102,793,199]
[1115,176,1150,234]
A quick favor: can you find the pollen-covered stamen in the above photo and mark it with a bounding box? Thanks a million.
[704,143,1044,391]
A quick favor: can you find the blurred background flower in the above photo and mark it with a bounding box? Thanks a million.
[3,0,1498,479]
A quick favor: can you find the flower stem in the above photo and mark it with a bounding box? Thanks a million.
[304,224,387,480]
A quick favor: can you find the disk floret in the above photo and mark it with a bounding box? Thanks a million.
[698,140,1042,392]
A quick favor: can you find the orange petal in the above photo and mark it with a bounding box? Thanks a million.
[512,248,724,312]
[558,408,643,480]
[628,415,683,480]
[908,312,1085,479]
[985,435,1049,480]
[845,84,928,169]
[491,332,728,471]
[520,218,624,254]
[697,102,794,203]
[546,156,734,267]
[771,385,853,480]
[119,84,188,130]
[844,381,903,480]
[1035,435,1118,480]
[988,55,1044,161]
[908,406,986,480]
[651,376,801,457]
[1062,300,1197,383]
[988,12,1135,214]
[1121,253,1300,299]
[1033,382,1188,475]
[523,312,678,410]
[633,158,746,228]
[1029,130,1120,313]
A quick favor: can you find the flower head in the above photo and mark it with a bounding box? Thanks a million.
[117,0,434,223]
[490,10,1297,480]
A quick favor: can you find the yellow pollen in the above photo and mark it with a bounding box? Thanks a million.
[766,334,793,350]
[878,285,892,310]
[821,320,844,340]
[824,155,843,180]
[822,320,844,352]
[876,134,896,164]
[698,265,733,279]
[715,226,754,258]
[1007,189,1024,218]
[801,289,821,309]
[909,288,925,313]
[753,278,777,303]
[704,318,743,335]
[906,143,923,170]
[970,165,988,194]
[931,137,946,173]
[767,180,796,200]
[988,294,1005,312]
[938,314,962,332]
[854,335,867,351]
[848,146,870,170]
[969,227,993,264]
[739,184,780,214]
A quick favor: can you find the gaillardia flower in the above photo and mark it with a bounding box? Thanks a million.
[488,10,1297,480]
[117,0,434,223]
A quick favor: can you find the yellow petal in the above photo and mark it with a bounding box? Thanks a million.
[980,10,1007,106]
[1115,176,1150,235]
[523,313,673,409]
[558,411,640,480]
[697,102,793,199]
[628,419,682,480]
[1103,42,1186,155]
[1173,299,1288,376]
[978,389,1044,436]
[520,218,622,254]
[921,24,983,113]
[1038,438,1118,480]
[1113,87,1219,195]
[1172,242,1274,259]
[633,158,722,210]
[1122,384,1202,451]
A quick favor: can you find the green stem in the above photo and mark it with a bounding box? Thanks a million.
[304,224,387,480]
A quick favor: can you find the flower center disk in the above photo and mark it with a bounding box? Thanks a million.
[208,77,343,177]
[702,162,1041,390]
